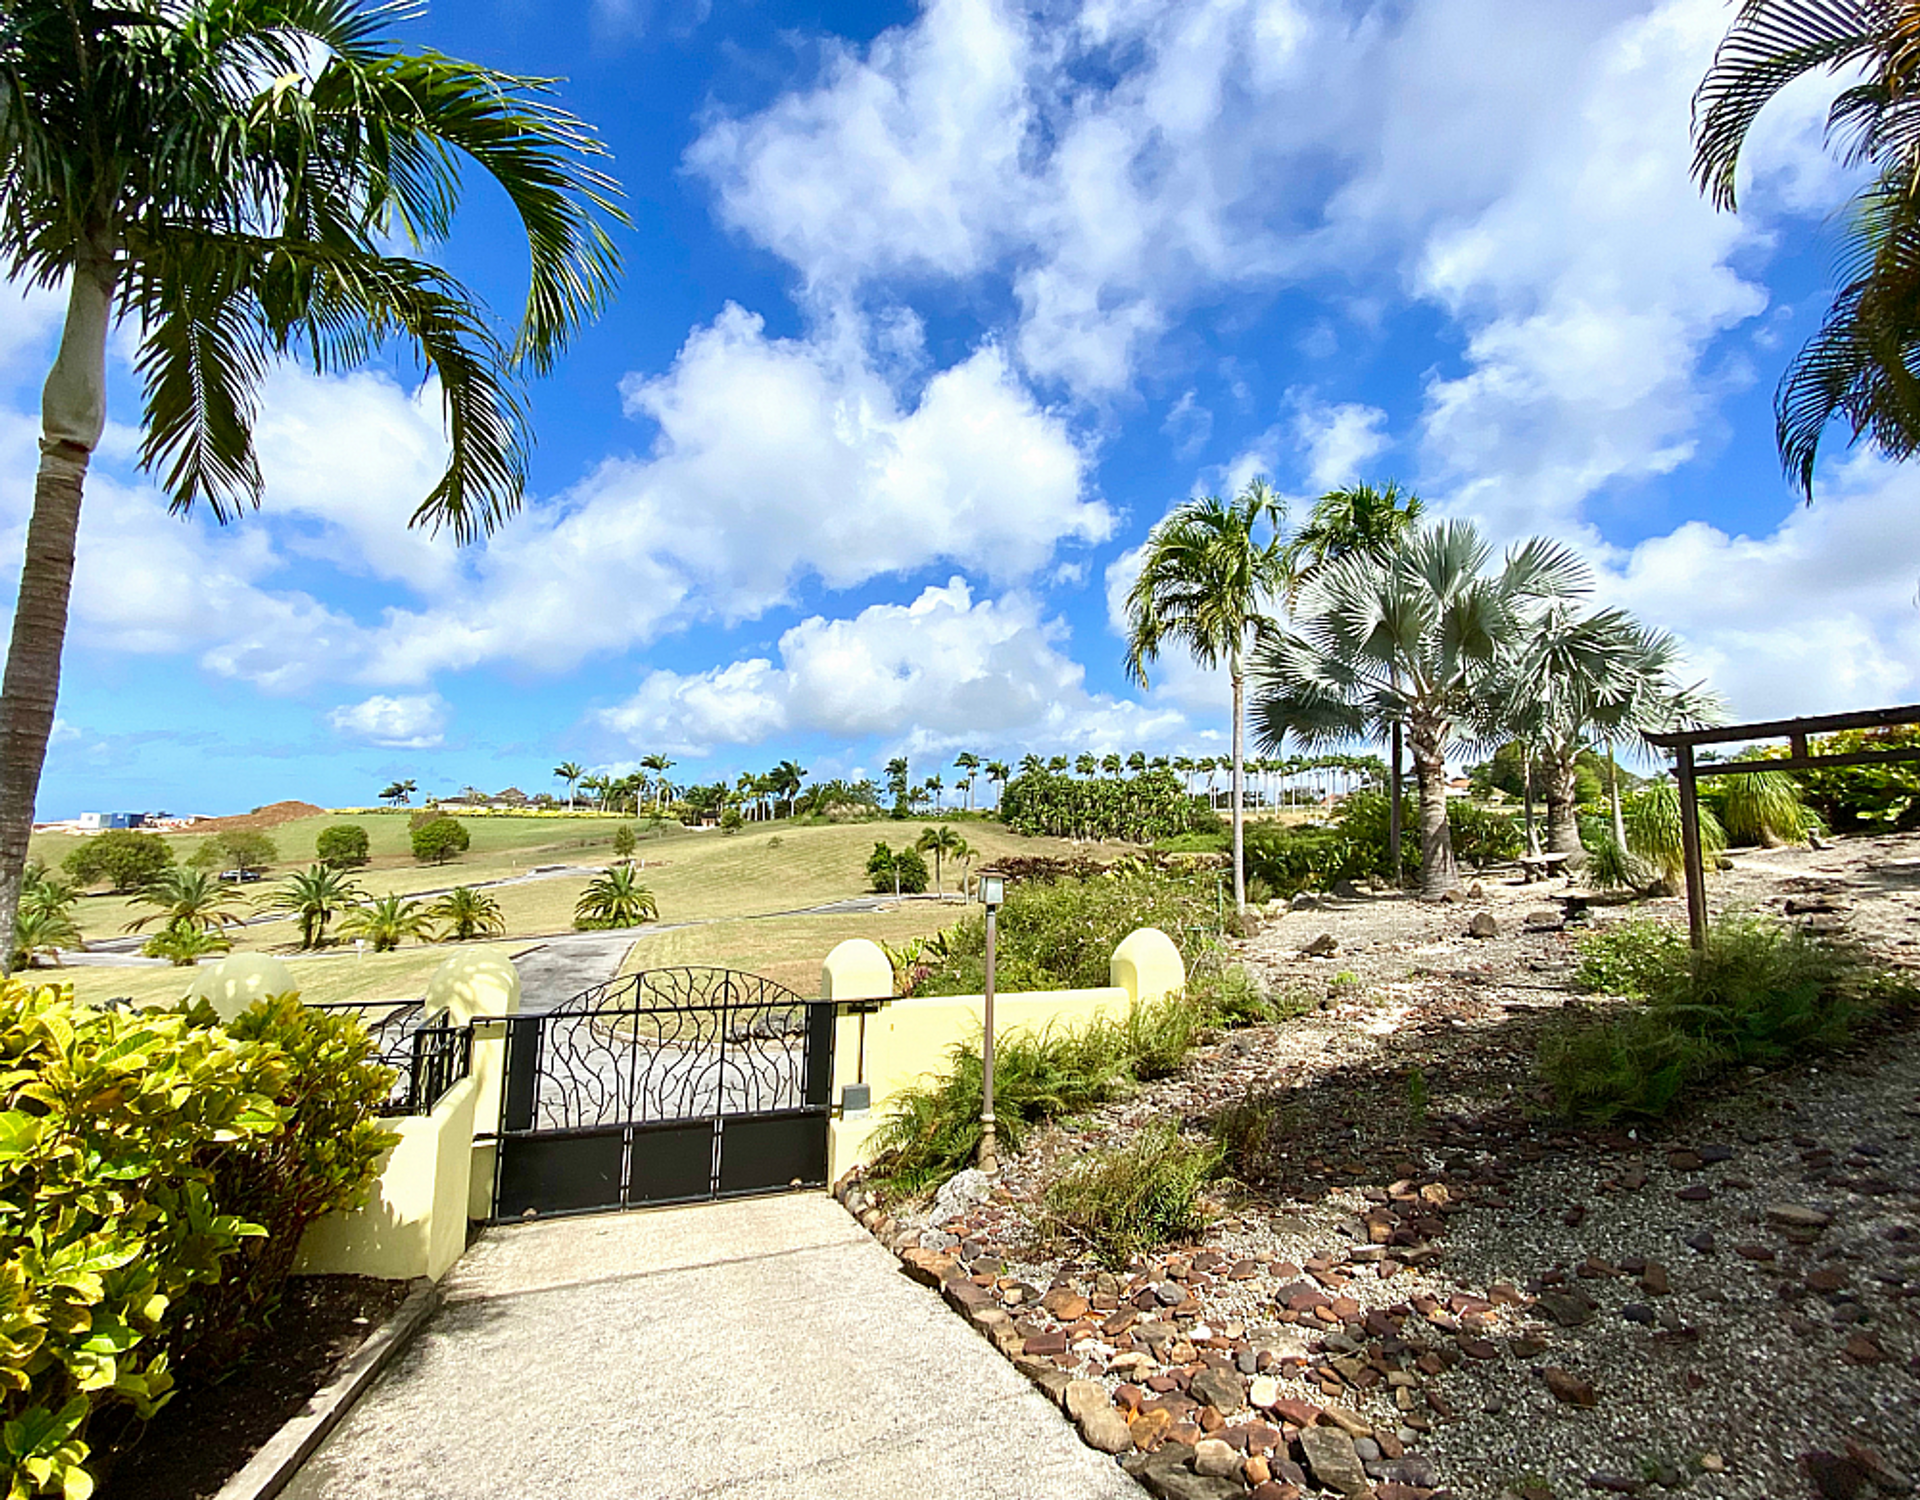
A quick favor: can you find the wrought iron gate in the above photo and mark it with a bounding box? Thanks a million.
[492,967,835,1220]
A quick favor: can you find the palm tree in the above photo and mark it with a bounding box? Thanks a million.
[985,760,1011,809]
[1046,755,1070,774]
[0,1,625,969]
[142,921,232,967]
[432,886,506,941]
[574,866,659,929]
[1251,521,1589,896]
[954,751,981,811]
[1019,753,1046,777]
[916,825,966,896]
[555,762,585,812]
[264,864,365,949]
[640,754,676,811]
[124,868,247,934]
[379,780,416,808]
[771,759,809,818]
[12,903,80,968]
[1693,2,1920,495]
[1126,751,1148,775]
[338,894,436,953]
[1125,478,1290,913]
[1074,753,1098,779]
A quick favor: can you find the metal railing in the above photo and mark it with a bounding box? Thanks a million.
[308,998,473,1116]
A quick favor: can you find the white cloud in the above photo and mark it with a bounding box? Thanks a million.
[327,693,451,749]
[599,578,1184,756]
[1293,397,1390,492]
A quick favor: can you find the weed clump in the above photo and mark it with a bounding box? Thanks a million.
[1043,1120,1221,1268]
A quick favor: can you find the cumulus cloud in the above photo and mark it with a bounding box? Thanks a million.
[599,578,1184,756]
[1292,396,1391,492]
[327,693,451,749]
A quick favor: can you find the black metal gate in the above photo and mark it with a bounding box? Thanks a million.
[492,967,835,1220]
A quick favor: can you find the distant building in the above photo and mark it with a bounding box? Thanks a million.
[77,812,149,830]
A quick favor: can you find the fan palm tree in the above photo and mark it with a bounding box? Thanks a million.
[915,825,966,896]
[1125,479,1289,913]
[574,866,659,929]
[264,864,365,949]
[1693,1,1920,494]
[338,893,436,952]
[1251,521,1589,896]
[432,885,506,940]
[0,0,626,969]
[124,867,247,934]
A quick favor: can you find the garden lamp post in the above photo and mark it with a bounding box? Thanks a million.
[977,867,1005,1173]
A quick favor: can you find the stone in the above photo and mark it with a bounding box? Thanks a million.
[1639,1261,1671,1296]
[899,1247,956,1286]
[1587,1475,1644,1494]
[1298,1426,1373,1499]
[1676,1184,1712,1202]
[1684,1229,1716,1255]
[1130,1407,1175,1447]
[1248,1375,1281,1409]
[1537,1290,1594,1328]
[1467,911,1499,939]
[1802,1452,1870,1500]
[1843,1441,1912,1493]
[1194,1439,1241,1478]
[1842,1333,1888,1365]
[1272,1397,1321,1428]
[1319,1404,1372,1438]
[1064,1380,1108,1424]
[1016,1359,1072,1403]
[1301,933,1338,958]
[1190,1368,1246,1413]
[1524,908,1565,931]
[1043,1288,1092,1321]
[1156,1281,1186,1306]
[1126,1451,1246,1500]
[1543,1367,1598,1407]
[930,1167,992,1223]
[1078,1404,1135,1455]
[1377,1457,1440,1487]
[1768,1204,1833,1231]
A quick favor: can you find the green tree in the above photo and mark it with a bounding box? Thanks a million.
[124,868,247,934]
[61,828,172,892]
[189,828,278,879]
[315,823,372,869]
[1124,478,1290,913]
[12,902,81,968]
[1252,521,1589,896]
[0,0,627,971]
[431,885,506,941]
[954,751,981,811]
[573,866,659,929]
[1693,2,1920,494]
[884,756,911,818]
[379,780,417,807]
[337,894,436,952]
[915,825,966,896]
[141,920,233,966]
[555,761,585,812]
[640,753,675,811]
[611,823,637,860]
[264,865,365,949]
[985,759,1011,810]
[410,815,471,865]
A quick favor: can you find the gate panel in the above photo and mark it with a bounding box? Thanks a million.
[490,967,836,1221]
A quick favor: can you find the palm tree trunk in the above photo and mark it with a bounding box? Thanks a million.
[1230,649,1246,914]
[1411,729,1457,896]
[1543,749,1585,859]
[1388,720,1404,884]
[1523,746,1540,857]
[0,256,114,975]
[1607,741,1627,850]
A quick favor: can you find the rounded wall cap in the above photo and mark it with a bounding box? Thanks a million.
[822,938,893,1002]
[187,953,297,1023]
[426,949,522,1024]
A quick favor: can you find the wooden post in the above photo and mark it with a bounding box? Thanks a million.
[1675,744,1707,951]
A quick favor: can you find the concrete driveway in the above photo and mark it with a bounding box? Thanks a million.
[281,1195,1138,1500]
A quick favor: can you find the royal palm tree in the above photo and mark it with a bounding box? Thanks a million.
[985,759,1011,809]
[0,0,625,967]
[1252,521,1588,896]
[1694,1,1920,494]
[554,762,585,811]
[124,867,247,934]
[338,893,436,952]
[264,864,365,949]
[640,753,676,811]
[916,825,965,896]
[1125,479,1290,913]
[770,759,808,818]
[1074,753,1098,779]
[379,780,416,808]
[1046,755,1069,774]
[432,885,506,941]
[574,865,658,929]
[1126,751,1148,775]
[953,751,981,812]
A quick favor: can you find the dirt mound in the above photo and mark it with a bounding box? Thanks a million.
[188,800,326,834]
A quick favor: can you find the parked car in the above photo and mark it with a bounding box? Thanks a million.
[216,868,264,883]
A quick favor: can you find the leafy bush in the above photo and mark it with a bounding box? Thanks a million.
[1710,769,1812,846]
[432,886,506,941]
[1584,837,1648,893]
[13,868,81,969]
[60,830,172,892]
[315,824,370,869]
[911,871,1217,996]
[1446,800,1522,870]
[0,980,284,1498]
[1781,726,1920,831]
[573,867,659,930]
[166,998,397,1375]
[1624,780,1726,894]
[1544,917,1915,1120]
[1043,1120,1220,1268]
[1241,824,1342,897]
[1328,788,1418,885]
[999,766,1195,842]
[141,921,233,966]
[409,815,470,865]
[611,824,636,859]
[187,829,278,878]
[865,842,929,895]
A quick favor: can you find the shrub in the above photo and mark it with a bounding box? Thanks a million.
[141,921,233,966]
[866,842,929,895]
[187,829,278,878]
[1043,1120,1221,1268]
[1328,788,1417,885]
[1446,800,1522,870]
[1241,824,1342,898]
[409,815,470,865]
[337,894,435,951]
[0,980,284,1498]
[611,824,636,860]
[573,867,659,930]
[1711,769,1812,846]
[1544,917,1915,1120]
[60,829,172,892]
[166,997,398,1375]
[432,886,506,941]
[1624,780,1726,894]
[315,824,371,869]
[1782,726,1920,831]
[1584,837,1648,893]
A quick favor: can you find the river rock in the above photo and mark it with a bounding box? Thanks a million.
[1299,1426,1372,1499]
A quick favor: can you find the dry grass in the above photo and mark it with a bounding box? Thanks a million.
[38,943,517,1011]
[616,904,973,994]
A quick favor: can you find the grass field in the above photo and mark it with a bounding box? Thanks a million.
[33,814,1090,1004]
[43,943,518,1011]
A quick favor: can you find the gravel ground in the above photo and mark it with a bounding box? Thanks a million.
[844,832,1920,1500]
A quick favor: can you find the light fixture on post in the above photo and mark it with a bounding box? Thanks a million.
[976,867,1005,1173]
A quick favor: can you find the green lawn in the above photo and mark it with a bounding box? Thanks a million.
[617,904,974,995]
[41,943,519,1011]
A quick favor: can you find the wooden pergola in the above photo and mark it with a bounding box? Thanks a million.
[1644,703,1920,948]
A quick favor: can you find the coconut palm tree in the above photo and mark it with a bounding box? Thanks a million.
[124,868,248,934]
[1125,479,1290,913]
[1693,1,1920,495]
[432,885,506,941]
[1251,521,1589,896]
[379,780,417,808]
[264,864,365,949]
[574,866,659,929]
[338,894,436,953]
[640,753,676,811]
[916,825,966,896]
[0,0,626,969]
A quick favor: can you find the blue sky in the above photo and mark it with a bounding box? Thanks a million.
[7,0,1920,817]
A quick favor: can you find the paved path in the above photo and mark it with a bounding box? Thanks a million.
[282,1196,1137,1500]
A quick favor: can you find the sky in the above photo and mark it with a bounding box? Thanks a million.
[7,0,1920,817]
